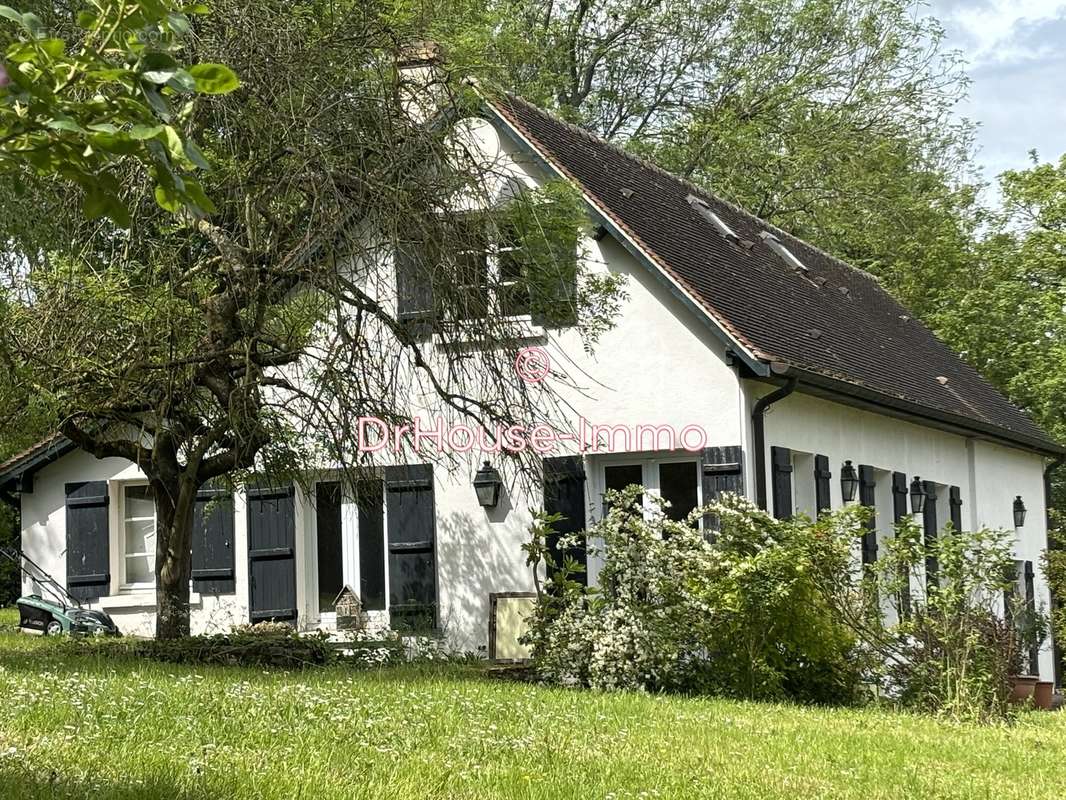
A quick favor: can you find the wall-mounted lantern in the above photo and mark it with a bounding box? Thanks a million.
[910,477,927,514]
[840,460,859,503]
[1013,495,1027,528]
[473,461,503,509]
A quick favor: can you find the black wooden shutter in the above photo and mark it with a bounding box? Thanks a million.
[1024,560,1039,674]
[858,465,877,564]
[892,472,911,618]
[923,481,939,590]
[395,242,434,340]
[701,446,744,533]
[65,481,110,601]
[247,484,297,624]
[770,446,793,520]
[949,486,963,532]
[384,465,437,631]
[814,454,832,518]
[358,479,386,611]
[191,486,235,595]
[542,456,588,585]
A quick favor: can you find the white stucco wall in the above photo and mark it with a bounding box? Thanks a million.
[19,449,249,637]
[757,387,1056,678]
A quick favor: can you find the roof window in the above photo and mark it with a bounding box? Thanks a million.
[759,231,809,274]
[686,194,739,244]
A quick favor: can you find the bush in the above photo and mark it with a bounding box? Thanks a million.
[522,488,867,702]
[131,627,336,668]
[834,519,1046,723]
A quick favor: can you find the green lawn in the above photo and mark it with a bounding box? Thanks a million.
[0,608,1063,799]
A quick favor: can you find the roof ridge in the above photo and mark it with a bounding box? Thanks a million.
[492,92,885,287]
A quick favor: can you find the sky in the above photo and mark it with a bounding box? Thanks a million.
[930,0,1066,182]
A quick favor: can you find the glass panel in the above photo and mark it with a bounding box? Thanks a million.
[659,461,699,525]
[125,555,153,585]
[124,485,155,520]
[124,518,155,556]
[603,464,643,515]
[316,482,344,613]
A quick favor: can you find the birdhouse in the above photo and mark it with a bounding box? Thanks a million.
[333,585,365,630]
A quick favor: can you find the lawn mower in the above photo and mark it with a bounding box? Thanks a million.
[1,546,120,636]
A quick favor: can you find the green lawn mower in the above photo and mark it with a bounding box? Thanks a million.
[1,547,120,637]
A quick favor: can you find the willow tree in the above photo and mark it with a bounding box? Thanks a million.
[0,0,622,638]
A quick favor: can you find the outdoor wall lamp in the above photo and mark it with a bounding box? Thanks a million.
[910,477,927,515]
[840,460,859,503]
[1013,495,1027,528]
[473,461,503,509]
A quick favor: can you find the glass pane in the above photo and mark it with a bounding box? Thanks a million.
[603,464,643,515]
[125,555,153,584]
[124,518,155,556]
[124,485,155,519]
[316,482,344,613]
[500,280,532,317]
[659,461,699,524]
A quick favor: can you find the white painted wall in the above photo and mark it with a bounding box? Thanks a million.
[19,449,249,637]
[757,386,1056,679]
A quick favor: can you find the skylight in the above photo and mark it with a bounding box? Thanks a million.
[759,231,809,274]
[686,194,739,244]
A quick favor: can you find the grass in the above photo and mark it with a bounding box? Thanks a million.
[0,608,1063,799]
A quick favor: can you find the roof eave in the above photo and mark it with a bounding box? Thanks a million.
[751,368,1065,458]
[0,437,77,493]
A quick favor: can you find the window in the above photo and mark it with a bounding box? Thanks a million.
[122,484,156,587]
[599,456,701,528]
[316,482,344,614]
[435,212,575,325]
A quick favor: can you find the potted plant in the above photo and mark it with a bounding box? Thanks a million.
[1008,605,1049,705]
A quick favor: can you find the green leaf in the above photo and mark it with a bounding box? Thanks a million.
[129,124,164,140]
[143,68,177,84]
[154,182,182,212]
[167,12,191,36]
[20,12,44,37]
[161,125,186,161]
[183,179,216,215]
[36,38,65,58]
[183,139,211,170]
[188,63,239,95]
[166,69,197,94]
[44,116,85,134]
[75,10,97,29]
[0,6,21,25]
[89,131,140,155]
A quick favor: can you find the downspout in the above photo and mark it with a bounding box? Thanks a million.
[752,374,799,511]
[1045,455,1065,688]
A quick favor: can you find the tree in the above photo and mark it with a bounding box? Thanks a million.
[1,1,239,224]
[0,0,623,638]
[933,153,1066,500]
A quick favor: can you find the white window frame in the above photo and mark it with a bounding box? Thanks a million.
[119,481,156,590]
[592,453,703,527]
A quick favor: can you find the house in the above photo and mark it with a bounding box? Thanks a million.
[0,83,1060,682]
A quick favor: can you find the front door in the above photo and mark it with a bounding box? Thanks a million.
[247,484,297,625]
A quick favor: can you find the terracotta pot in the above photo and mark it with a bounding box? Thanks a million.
[1010,675,1039,705]
[1034,681,1055,711]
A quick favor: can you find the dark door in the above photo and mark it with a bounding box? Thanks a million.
[247,484,297,624]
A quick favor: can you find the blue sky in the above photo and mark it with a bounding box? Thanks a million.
[931,0,1066,180]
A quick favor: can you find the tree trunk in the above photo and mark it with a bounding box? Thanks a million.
[154,477,198,639]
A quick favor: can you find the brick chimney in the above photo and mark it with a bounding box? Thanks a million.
[396,40,446,124]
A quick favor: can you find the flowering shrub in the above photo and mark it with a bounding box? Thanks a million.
[523,488,867,701]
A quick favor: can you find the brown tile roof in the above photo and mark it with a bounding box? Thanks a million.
[489,93,1061,455]
[0,435,75,489]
